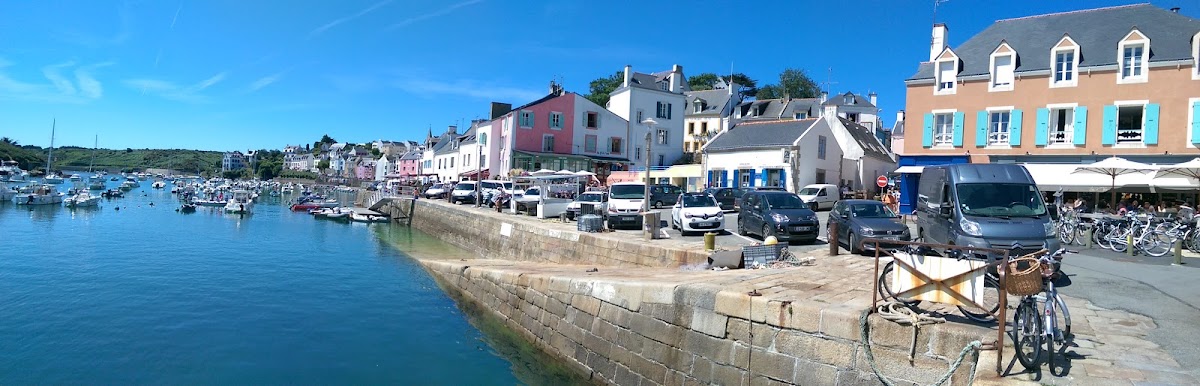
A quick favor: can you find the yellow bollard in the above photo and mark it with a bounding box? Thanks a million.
[1084,227,1093,249]
[1174,239,1185,265]
[1127,234,1135,256]
[704,232,716,251]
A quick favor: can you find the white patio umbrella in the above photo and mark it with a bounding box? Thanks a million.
[554,169,574,175]
[573,170,596,176]
[1155,158,1200,202]
[1072,156,1155,206]
[530,169,556,176]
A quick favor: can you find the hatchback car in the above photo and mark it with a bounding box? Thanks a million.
[732,186,786,211]
[737,191,819,244]
[670,193,724,235]
[704,187,740,211]
[566,191,608,220]
[423,183,448,199]
[828,199,911,254]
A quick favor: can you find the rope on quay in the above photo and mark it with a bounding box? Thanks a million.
[859,302,982,386]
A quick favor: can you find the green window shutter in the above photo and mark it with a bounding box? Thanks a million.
[1144,103,1159,145]
[1073,106,1088,145]
[1010,109,1023,146]
[922,113,934,148]
[952,111,964,147]
[1102,105,1117,145]
[975,111,988,147]
[1035,108,1049,146]
[1192,102,1200,145]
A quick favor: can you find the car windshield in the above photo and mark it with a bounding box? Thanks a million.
[503,182,513,190]
[481,182,499,189]
[455,183,474,190]
[681,195,717,208]
[610,185,644,199]
[797,187,820,196]
[577,194,603,202]
[525,188,540,195]
[764,194,808,210]
[956,183,1047,217]
[850,203,896,218]
[430,184,443,189]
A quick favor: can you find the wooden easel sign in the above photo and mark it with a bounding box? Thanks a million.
[891,252,986,306]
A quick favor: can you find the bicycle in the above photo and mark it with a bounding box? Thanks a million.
[1011,248,1074,371]
[876,244,1002,323]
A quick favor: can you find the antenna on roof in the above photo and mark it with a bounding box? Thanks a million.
[821,67,838,94]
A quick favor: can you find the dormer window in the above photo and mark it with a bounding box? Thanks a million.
[988,42,1015,92]
[1049,35,1080,88]
[659,81,669,91]
[934,49,959,95]
[1117,29,1149,84]
[694,99,705,113]
[844,95,853,105]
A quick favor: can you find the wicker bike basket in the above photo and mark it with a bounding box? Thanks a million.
[1005,255,1045,297]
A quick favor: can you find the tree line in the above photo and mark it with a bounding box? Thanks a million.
[584,67,821,107]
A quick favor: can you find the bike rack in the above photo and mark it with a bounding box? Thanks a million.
[862,238,1014,376]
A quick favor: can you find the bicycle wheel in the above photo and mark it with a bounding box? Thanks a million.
[1058,222,1076,245]
[956,274,1001,323]
[1054,293,1071,338]
[1012,299,1043,369]
[1094,224,1112,250]
[1139,232,1173,257]
[1109,228,1129,253]
[877,261,919,306]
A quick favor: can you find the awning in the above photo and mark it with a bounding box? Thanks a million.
[893,166,924,174]
[649,164,702,179]
[459,169,490,179]
[1021,163,1198,193]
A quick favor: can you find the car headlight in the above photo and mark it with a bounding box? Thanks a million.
[684,213,696,218]
[715,212,724,218]
[861,228,875,236]
[771,213,789,223]
[608,206,618,213]
[959,217,982,237]
[1044,221,1056,237]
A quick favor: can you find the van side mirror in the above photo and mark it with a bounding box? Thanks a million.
[938,203,953,218]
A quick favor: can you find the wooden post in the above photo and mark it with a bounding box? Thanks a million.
[406,198,415,226]
[1174,239,1184,265]
[829,222,839,255]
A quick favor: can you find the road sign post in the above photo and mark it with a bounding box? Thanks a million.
[876,175,888,188]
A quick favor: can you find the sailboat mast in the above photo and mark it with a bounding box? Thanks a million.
[90,135,97,173]
[46,119,55,174]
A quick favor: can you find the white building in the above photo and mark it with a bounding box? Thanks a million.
[374,154,394,181]
[605,64,689,169]
[683,79,743,154]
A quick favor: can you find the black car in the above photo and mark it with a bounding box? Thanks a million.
[737,191,819,244]
[828,199,911,254]
[730,186,786,211]
[703,187,740,211]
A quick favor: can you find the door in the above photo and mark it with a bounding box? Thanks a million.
[742,194,762,234]
[816,188,830,209]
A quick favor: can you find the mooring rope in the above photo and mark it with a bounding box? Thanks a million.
[859,302,982,386]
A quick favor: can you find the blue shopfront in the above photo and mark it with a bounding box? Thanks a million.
[893,155,970,214]
[705,168,788,189]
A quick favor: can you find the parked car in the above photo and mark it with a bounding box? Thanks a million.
[731,186,786,210]
[828,199,911,254]
[423,183,448,199]
[670,193,725,235]
[566,191,608,220]
[648,184,683,209]
[607,182,646,229]
[797,184,839,210]
[514,187,541,213]
[737,191,819,244]
[704,187,740,211]
[450,181,478,204]
[916,164,1058,255]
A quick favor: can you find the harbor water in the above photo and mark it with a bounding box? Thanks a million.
[0,180,582,384]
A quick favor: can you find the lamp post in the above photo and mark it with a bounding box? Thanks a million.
[641,118,657,213]
[474,137,483,207]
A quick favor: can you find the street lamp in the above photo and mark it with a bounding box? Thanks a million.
[640,118,657,213]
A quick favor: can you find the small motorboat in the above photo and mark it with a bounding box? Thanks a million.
[325,210,350,221]
[64,190,101,208]
[102,189,124,198]
[350,212,389,223]
[179,203,197,213]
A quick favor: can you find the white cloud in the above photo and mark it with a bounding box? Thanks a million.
[75,62,114,99]
[247,72,284,92]
[386,0,483,30]
[124,71,229,103]
[0,59,108,103]
[394,78,542,102]
[311,0,394,37]
[192,72,227,91]
[42,62,78,95]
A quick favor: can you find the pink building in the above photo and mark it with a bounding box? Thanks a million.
[355,162,375,180]
[494,82,631,178]
[396,150,423,180]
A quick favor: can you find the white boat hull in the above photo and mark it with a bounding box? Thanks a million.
[65,195,101,207]
[14,193,65,205]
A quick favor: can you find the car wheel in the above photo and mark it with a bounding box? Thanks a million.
[849,231,861,254]
[762,224,774,240]
[737,218,747,235]
[654,200,663,209]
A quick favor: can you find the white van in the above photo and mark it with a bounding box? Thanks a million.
[797,183,839,210]
[606,182,646,229]
[450,181,478,204]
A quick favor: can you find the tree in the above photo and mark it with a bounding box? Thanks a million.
[0,137,17,146]
[755,84,784,100]
[688,72,759,95]
[777,68,820,99]
[584,71,623,107]
[687,73,722,91]
[316,159,330,174]
[723,73,758,96]
[319,134,337,144]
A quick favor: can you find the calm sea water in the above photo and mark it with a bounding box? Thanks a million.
[0,180,578,384]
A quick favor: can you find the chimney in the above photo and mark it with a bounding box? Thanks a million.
[623,65,632,88]
[819,91,828,104]
[669,64,683,93]
[896,110,905,126]
[1169,7,1180,13]
[868,92,877,106]
[930,23,948,61]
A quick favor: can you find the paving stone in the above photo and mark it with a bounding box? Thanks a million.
[1086,364,1146,381]
[691,308,730,338]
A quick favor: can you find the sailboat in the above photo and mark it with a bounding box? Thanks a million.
[88,136,106,190]
[43,120,65,184]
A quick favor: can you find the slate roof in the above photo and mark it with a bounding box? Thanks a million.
[685,89,733,116]
[783,98,821,118]
[909,4,1200,80]
[400,150,422,161]
[838,117,893,162]
[821,92,876,109]
[429,133,457,155]
[735,99,789,120]
[705,118,822,152]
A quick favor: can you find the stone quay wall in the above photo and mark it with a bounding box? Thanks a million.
[383,199,709,268]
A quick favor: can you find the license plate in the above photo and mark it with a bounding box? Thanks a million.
[790,226,813,232]
[694,222,711,227]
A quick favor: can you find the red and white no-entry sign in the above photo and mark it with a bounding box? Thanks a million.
[876,175,888,188]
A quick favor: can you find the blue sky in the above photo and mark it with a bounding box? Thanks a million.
[1,0,1196,151]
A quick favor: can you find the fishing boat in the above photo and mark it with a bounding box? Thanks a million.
[179,202,196,213]
[0,181,17,201]
[88,175,106,190]
[101,189,124,198]
[13,184,64,205]
[64,190,101,207]
[325,209,350,221]
[223,190,254,214]
[110,176,120,181]
[0,160,29,182]
[119,178,138,191]
[151,179,166,189]
[85,135,103,191]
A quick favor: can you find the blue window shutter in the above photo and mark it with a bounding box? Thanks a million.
[723,170,730,187]
[1073,106,1088,145]
[922,113,934,148]
[1102,105,1117,145]
[1035,108,1049,146]
[1010,109,1023,146]
[1192,102,1200,144]
[748,170,756,187]
[975,111,988,147]
[952,112,964,147]
[733,170,740,187]
[760,169,768,187]
[1144,103,1159,145]
[779,168,787,189]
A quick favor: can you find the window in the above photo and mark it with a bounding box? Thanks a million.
[815,170,826,184]
[656,102,672,119]
[846,112,860,122]
[844,95,853,105]
[1121,45,1144,79]
[636,109,644,123]
[519,111,534,128]
[610,137,622,154]
[1118,30,1149,84]
[586,112,598,129]
[700,122,708,136]
[1194,32,1200,79]
[542,134,555,152]
[657,129,668,145]
[817,136,827,159]
[988,111,1011,145]
[635,146,641,160]
[450,157,454,167]
[549,112,563,129]
[688,122,695,135]
[694,101,703,113]
[1048,108,1074,145]
[935,58,957,94]
[584,135,597,153]
[479,133,487,145]
[990,54,1014,91]
[794,112,808,119]
[658,154,665,166]
[1116,105,1144,143]
[934,113,955,146]
[659,81,669,91]
[1053,51,1075,85]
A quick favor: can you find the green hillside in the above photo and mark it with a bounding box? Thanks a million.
[0,143,224,174]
